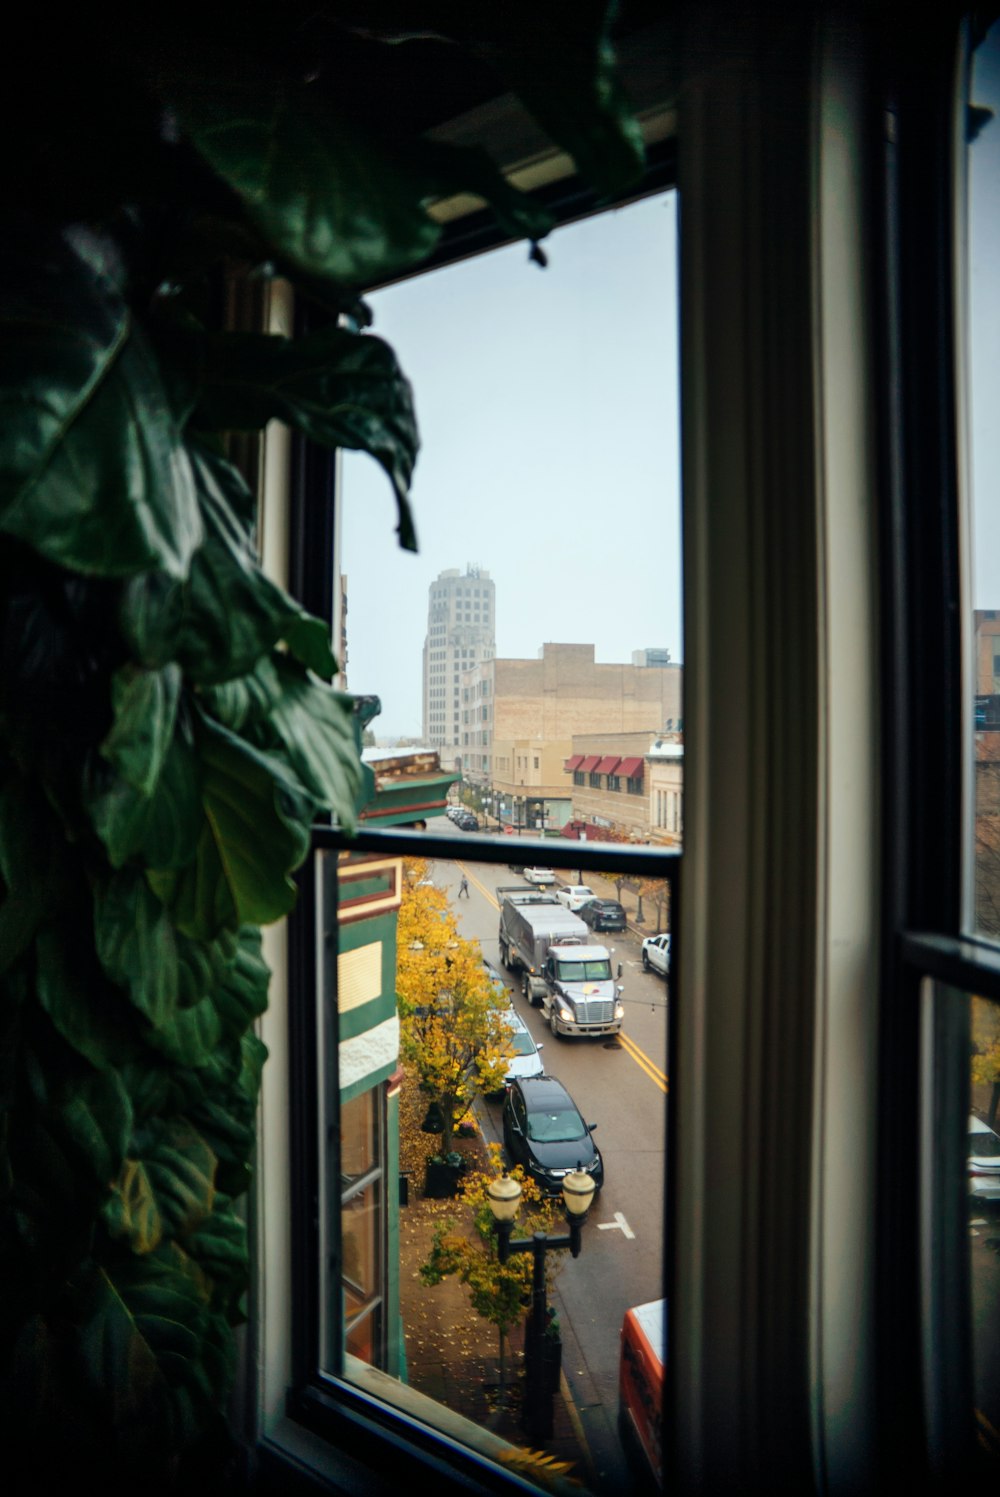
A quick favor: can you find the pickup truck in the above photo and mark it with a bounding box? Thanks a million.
[641,932,671,976]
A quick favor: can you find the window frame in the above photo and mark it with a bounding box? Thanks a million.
[257,139,682,1492]
[246,7,989,1494]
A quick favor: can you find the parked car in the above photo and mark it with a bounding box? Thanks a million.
[619,1299,666,1491]
[522,867,556,885]
[482,957,508,993]
[579,898,627,932]
[494,1009,545,1090]
[555,884,596,911]
[457,812,479,831]
[641,932,671,976]
[502,1074,603,1195]
[969,1113,1000,1203]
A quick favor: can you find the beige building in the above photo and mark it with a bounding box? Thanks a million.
[458,642,681,827]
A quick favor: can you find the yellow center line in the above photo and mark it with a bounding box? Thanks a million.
[457,859,669,1091]
[618,1030,669,1092]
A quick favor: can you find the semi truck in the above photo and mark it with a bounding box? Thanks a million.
[497,887,624,1038]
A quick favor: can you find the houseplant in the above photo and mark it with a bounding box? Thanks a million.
[0,5,643,1483]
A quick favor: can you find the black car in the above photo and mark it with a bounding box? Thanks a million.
[457,812,479,831]
[502,1075,603,1195]
[578,898,627,932]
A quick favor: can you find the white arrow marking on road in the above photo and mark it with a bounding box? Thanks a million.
[598,1212,635,1239]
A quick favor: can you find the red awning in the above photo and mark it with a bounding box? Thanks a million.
[617,756,644,778]
[578,755,601,773]
[564,754,584,771]
[596,755,621,775]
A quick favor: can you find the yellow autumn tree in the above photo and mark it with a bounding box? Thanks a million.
[397,859,512,1141]
[972,996,1000,1124]
[421,1145,564,1399]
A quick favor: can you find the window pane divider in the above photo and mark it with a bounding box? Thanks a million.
[901,930,1000,1001]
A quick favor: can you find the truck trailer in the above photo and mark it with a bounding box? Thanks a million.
[497,886,624,1038]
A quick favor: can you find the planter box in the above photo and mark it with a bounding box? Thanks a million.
[423,1158,464,1198]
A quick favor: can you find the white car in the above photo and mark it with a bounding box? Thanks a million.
[523,867,556,886]
[556,884,596,911]
[641,933,671,976]
[969,1113,1000,1202]
[490,1008,545,1093]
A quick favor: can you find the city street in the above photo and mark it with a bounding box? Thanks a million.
[422,821,669,1490]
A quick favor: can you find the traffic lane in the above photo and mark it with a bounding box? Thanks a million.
[440,854,665,1491]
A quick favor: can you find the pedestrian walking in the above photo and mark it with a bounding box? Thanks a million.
[458,874,469,898]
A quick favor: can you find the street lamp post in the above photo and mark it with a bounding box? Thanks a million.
[487,1168,596,1443]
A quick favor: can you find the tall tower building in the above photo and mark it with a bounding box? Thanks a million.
[423,565,495,761]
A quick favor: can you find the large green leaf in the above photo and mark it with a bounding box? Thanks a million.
[1,320,202,579]
[102,1158,162,1254]
[3,1274,172,1463]
[146,714,314,939]
[184,1197,248,1319]
[265,663,362,824]
[35,925,140,1071]
[0,234,128,513]
[187,325,419,550]
[121,443,337,682]
[91,1246,226,1449]
[146,994,223,1068]
[186,1033,266,1187]
[173,925,238,1009]
[204,656,362,823]
[129,1119,217,1241]
[92,871,179,1031]
[99,663,182,795]
[85,726,203,870]
[211,926,270,1033]
[56,1069,133,1194]
[169,72,443,288]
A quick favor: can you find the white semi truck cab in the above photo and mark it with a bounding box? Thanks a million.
[539,940,624,1039]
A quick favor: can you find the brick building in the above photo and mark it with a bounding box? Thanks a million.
[564,731,684,843]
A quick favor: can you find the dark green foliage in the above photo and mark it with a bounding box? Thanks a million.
[0,3,643,1484]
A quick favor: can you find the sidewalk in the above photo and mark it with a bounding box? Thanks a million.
[398,1131,596,1487]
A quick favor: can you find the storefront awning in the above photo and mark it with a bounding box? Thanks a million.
[596,755,621,775]
[578,755,601,773]
[617,757,644,778]
[564,754,584,771]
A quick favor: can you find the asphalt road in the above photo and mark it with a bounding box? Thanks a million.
[426,823,669,1492]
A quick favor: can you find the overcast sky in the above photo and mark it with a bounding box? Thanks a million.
[340,191,681,740]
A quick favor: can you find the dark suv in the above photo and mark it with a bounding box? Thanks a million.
[578,898,627,932]
[502,1075,603,1195]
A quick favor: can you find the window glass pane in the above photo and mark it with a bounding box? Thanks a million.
[329,848,671,1484]
[969,995,1000,1448]
[341,1090,378,1184]
[329,191,680,1486]
[968,22,1000,938]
